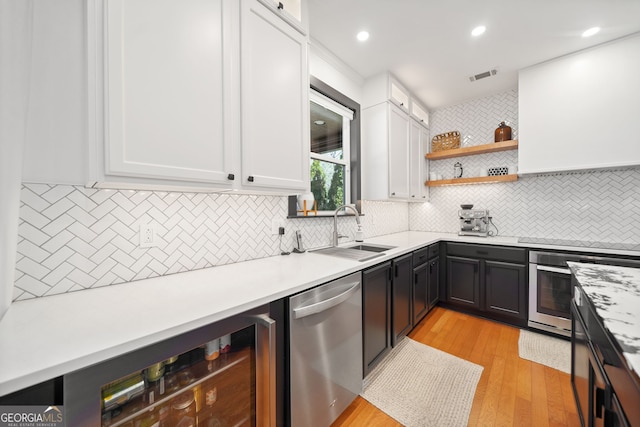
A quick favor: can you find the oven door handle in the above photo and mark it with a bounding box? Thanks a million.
[536,265,571,275]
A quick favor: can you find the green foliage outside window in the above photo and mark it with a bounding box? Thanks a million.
[310,159,345,211]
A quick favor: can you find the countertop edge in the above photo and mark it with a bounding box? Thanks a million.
[567,261,640,378]
[1,231,638,396]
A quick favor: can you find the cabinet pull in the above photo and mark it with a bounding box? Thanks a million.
[227,173,235,181]
[414,272,418,285]
[391,192,396,196]
[388,267,393,282]
[411,195,415,198]
[277,1,283,9]
[477,250,489,255]
[394,265,398,277]
[248,176,255,182]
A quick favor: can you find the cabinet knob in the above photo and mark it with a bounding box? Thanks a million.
[391,192,396,196]
[411,195,415,198]
[277,1,283,9]
[227,173,235,181]
[248,176,254,182]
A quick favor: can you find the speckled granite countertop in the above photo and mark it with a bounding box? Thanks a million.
[568,262,640,376]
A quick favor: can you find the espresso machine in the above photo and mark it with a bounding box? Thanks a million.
[458,205,490,237]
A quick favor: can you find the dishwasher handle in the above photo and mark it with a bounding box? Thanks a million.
[293,282,360,319]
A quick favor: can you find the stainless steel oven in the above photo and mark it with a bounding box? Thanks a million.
[528,251,640,337]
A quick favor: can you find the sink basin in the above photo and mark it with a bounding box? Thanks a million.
[311,243,396,262]
[344,244,396,253]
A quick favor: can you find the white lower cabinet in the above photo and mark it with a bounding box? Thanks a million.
[92,0,309,193]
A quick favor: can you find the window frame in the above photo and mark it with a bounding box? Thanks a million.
[309,89,353,213]
[288,77,361,217]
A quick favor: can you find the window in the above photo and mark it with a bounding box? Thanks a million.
[309,89,354,212]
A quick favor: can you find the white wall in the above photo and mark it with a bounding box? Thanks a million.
[410,89,640,245]
[0,0,34,319]
[21,0,87,185]
[518,33,640,174]
[309,40,364,104]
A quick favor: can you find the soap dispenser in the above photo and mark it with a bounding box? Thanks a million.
[355,224,364,242]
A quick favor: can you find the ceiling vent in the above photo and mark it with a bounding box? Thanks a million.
[469,69,498,82]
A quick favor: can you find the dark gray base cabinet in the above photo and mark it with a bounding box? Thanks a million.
[446,256,481,309]
[427,255,440,310]
[444,243,527,326]
[362,262,392,377]
[413,244,440,326]
[392,254,413,346]
[484,260,527,320]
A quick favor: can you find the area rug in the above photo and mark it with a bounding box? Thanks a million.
[361,338,483,427]
[518,329,571,374]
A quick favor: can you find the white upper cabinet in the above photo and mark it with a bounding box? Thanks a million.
[390,81,410,113]
[256,0,307,34]
[240,0,309,191]
[388,103,411,199]
[363,72,411,112]
[88,0,309,193]
[410,100,429,127]
[518,34,640,174]
[409,118,429,201]
[362,72,429,201]
[104,0,234,187]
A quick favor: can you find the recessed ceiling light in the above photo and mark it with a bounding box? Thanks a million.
[471,26,486,37]
[357,31,370,42]
[314,120,326,126]
[582,27,600,37]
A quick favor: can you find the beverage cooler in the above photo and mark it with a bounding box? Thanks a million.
[64,304,275,426]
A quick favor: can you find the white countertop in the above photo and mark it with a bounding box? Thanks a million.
[568,262,640,376]
[1,231,639,396]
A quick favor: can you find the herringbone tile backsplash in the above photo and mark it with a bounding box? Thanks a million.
[410,169,640,242]
[14,186,407,301]
[411,88,640,244]
[14,88,640,301]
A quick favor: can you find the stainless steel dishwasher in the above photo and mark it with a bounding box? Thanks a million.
[289,271,363,427]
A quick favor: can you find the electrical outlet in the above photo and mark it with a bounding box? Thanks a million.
[271,218,284,235]
[140,223,156,248]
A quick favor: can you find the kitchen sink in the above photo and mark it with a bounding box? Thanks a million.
[344,244,395,253]
[311,244,396,262]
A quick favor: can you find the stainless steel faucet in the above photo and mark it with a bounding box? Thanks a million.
[333,204,361,246]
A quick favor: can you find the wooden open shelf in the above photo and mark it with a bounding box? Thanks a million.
[426,140,518,160]
[426,174,518,187]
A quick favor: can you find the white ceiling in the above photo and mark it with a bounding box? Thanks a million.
[308,0,640,110]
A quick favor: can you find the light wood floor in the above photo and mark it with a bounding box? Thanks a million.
[332,307,581,427]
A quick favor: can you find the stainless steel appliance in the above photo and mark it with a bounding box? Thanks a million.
[529,251,640,337]
[458,208,489,237]
[64,304,275,426]
[289,272,362,427]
